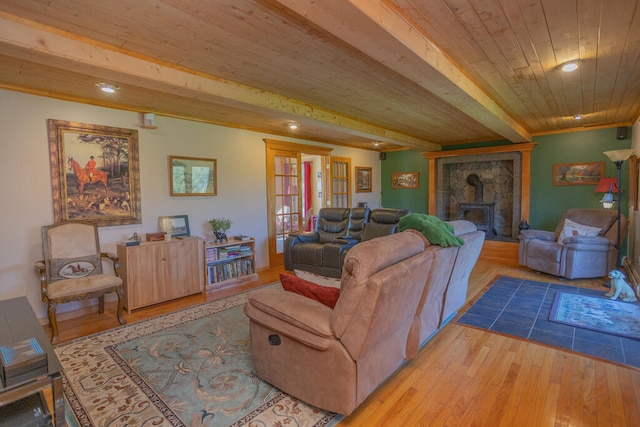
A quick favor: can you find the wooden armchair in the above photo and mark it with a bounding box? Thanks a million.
[35,221,126,344]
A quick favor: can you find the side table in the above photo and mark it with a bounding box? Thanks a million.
[0,297,64,426]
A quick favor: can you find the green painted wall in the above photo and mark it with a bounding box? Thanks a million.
[382,127,632,228]
[380,150,429,212]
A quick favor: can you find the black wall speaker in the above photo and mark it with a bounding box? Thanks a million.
[617,126,628,140]
[379,152,386,160]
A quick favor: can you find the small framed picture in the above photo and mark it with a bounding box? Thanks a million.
[158,215,190,238]
[169,156,217,196]
[355,167,372,192]
[392,172,419,189]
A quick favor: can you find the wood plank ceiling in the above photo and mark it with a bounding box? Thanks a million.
[0,0,638,151]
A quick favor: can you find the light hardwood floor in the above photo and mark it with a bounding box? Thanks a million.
[45,242,640,426]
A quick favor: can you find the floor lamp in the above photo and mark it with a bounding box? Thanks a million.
[603,149,634,268]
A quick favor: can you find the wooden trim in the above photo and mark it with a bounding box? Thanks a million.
[264,138,334,155]
[423,143,536,220]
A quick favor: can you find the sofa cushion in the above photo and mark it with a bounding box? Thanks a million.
[280,273,340,308]
[557,218,601,244]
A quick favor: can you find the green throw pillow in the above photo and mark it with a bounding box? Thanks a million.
[399,213,464,247]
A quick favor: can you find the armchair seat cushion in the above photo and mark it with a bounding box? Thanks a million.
[527,240,562,263]
[47,274,123,299]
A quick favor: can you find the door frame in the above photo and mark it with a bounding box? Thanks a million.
[264,139,332,267]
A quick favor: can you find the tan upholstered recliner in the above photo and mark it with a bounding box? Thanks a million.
[245,231,433,415]
[519,208,627,279]
[35,221,126,344]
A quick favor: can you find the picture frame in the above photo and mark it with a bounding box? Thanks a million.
[47,119,141,226]
[158,215,190,238]
[169,155,217,196]
[392,172,419,189]
[355,166,372,192]
[552,161,604,186]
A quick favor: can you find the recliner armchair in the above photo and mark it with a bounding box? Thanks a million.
[283,208,354,277]
[519,208,627,279]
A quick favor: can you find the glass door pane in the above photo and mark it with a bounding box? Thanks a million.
[274,154,300,254]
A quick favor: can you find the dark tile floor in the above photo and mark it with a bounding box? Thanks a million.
[457,276,640,368]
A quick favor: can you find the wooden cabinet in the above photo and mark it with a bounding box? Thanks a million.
[204,238,258,291]
[117,237,203,313]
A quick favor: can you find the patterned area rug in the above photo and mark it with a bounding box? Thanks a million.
[550,292,640,340]
[56,284,342,427]
[457,276,640,368]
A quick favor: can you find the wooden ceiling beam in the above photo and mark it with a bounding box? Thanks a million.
[274,0,531,143]
[0,13,439,150]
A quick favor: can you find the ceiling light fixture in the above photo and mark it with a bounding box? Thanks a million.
[287,122,299,130]
[96,83,118,94]
[573,114,583,120]
[374,141,380,147]
[561,61,579,72]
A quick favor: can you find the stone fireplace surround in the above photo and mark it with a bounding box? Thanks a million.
[424,143,535,241]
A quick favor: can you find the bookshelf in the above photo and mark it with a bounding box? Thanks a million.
[204,238,257,291]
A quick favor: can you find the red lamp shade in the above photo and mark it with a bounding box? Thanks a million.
[594,177,619,193]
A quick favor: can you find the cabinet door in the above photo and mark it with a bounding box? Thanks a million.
[125,244,164,310]
[164,239,202,297]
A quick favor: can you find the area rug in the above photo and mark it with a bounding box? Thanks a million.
[457,276,640,368]
[550,292,640,340]
[55,284,342,427]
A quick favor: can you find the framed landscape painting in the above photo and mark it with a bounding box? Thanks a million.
[552,162,604,186]
[169,155,217,196]
[47,119,141,226]
[392,172,419,189]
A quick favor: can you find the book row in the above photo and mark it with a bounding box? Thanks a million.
[205,245,252,263]
[206,259,254,284]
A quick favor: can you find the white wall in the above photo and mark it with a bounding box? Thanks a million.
[0,89,381,318]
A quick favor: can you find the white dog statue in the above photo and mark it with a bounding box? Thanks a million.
[606,270,638,302]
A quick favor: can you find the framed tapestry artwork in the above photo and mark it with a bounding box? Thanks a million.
[552,162,604,186]
[355,166,372,192]
[158,215,190,238]
[392,172,419,189]
[169,155,217,196]
[47,119,141,226]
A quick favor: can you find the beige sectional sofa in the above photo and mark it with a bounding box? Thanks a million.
[244,220,485,415]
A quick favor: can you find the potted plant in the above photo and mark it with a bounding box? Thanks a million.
[209,217,232,242]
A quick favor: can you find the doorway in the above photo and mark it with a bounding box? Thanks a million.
[264,139,332,267]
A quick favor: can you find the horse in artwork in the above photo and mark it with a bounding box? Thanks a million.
[67,157,109,197]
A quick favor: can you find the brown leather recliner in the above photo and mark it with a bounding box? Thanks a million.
[518,208,627,279]
[245,231,433,415]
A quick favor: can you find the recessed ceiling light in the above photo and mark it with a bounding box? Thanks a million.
[374,141,380,147]
[96,83,118,93]
[288,122,299,130]
[561,62,579,72]
[573,114,583,120]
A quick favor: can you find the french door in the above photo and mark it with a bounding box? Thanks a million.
[265,139,332,267]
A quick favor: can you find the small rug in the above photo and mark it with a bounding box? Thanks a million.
[457,276,640,368]
[294,269,341,288]
[550,292,640,340]
[56,283,342,427]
